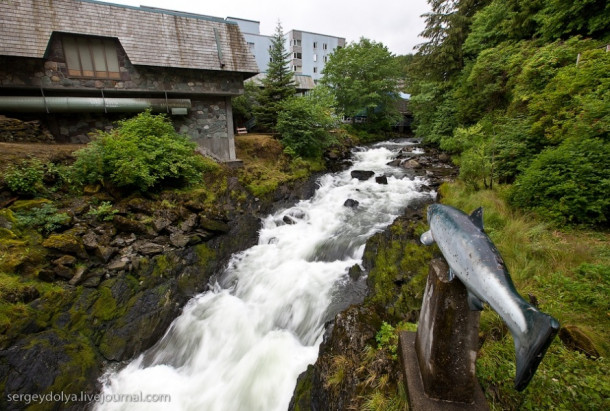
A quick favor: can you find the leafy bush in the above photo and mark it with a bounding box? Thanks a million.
[277,93,338,158]
[510,138,610,225]
[72,111,218,192]
[86,201,118,222]
[16,203,70,235]
[3,159,45,195]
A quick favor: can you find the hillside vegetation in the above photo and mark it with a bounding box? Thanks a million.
[406,0,609,226]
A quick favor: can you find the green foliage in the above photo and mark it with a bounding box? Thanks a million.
[536,0,610,41]
[276,90,338,158]
[510,138,610,226]
[232,81,260,127]
[4,159,45,195]
[72,111,217,192]
[321,38,401,131]
[253,22,296,132]
[15,203,70,235]
[86,201,118,222]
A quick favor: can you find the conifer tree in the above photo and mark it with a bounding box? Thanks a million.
[254,22,296,132]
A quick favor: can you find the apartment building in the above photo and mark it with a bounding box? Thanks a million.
[227,17,346,84]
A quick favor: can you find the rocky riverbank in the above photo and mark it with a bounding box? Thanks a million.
[0,159,324,410]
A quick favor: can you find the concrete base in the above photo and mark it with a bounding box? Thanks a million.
[399,332,489,411]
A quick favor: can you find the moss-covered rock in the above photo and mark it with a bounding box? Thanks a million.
[8,199,52,212]
[0,209,17,230]
[42,233,86,258]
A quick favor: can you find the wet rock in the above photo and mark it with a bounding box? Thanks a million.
[348,264,363,281]
[401,159,422,169]
[283,215,297,225]
[386,159,402,167]
[113,215,148,234]
[42,233,87,258]
[439,153,451,163]
[351,170,375,180]
[344,199,359,208]
[52,255,76,267]
[375,176,388,185]
[170,232,190,248]
[559,325,599,358]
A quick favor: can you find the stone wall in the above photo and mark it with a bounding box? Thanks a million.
[0,34,246,160]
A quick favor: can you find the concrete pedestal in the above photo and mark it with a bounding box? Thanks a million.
[399,258,489,410]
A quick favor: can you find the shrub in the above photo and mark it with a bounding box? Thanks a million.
[4,159,45,195]
[510,137,610,225]
[277,93,338,158]
[72,111,217,192]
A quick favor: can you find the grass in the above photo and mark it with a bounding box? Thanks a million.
[438,181,610,410]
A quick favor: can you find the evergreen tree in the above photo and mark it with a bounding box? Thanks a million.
[254,22,296,132]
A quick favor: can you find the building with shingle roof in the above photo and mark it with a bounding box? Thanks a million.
[0,0,259,162]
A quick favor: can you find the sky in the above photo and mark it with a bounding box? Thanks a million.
[95,0,432,55]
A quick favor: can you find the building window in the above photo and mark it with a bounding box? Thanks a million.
[293,39,301,46]
[313,54,317,62]
[62,36,120,79]
[247,42,255,54]
[323,55,328,63]
[313,67,318,74]
[323,43,328,50]
[313,42,318,49]
[293,52,302,59]
[293,65,302,72]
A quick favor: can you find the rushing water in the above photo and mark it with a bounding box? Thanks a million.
[97,140,434,411]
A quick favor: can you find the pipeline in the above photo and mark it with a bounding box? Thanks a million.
[0,96,191,114]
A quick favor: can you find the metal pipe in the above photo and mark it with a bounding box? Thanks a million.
[0,96,191,113]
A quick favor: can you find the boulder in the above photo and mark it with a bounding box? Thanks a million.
[95,245,117,263]
[401,159,422,169]
[53,264,74,280]
[375,176,388,185]
[283,215,297,225]
[42,233,87,258]
[351,170,375,180]
[52,255,77,267]
[170,232,190,248]
[135,242,164,256]
[559,325,599,358]
[152,217,173,233]
[199,217,230,233]
[344,199,359,208]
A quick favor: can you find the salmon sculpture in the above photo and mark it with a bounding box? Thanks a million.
[420,204,560,391]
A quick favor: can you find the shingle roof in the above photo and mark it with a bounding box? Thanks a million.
[0,0,259,74]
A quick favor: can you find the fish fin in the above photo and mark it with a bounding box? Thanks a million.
[514,313,560,391]
[420,230,435,246]
[469,207,484,231]
[467,291,484,311]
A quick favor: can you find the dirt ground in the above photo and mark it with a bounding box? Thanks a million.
[0,142,84,173]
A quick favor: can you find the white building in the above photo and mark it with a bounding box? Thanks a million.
[227,17,346,84]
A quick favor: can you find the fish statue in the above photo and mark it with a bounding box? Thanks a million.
[420,204,560,391]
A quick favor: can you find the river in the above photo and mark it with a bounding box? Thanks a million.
[97,140,434,411]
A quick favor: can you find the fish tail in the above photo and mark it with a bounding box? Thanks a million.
[513,311,560,391]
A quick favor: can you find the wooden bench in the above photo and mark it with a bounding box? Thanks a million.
[236,127,248,135]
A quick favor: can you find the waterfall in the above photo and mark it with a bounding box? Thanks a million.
[97,140,433,411]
